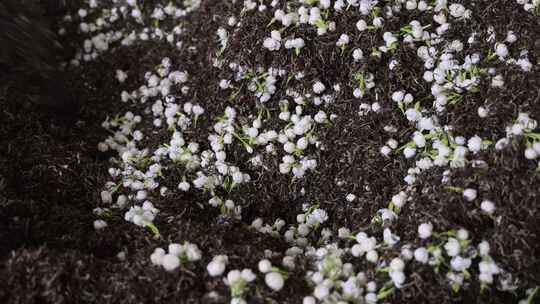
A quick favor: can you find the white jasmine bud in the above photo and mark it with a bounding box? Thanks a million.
[336,34,350,47]
[258,259,272,273]
[495,138,509,150]
[480,199,495,214]
[449,4,466,18]
[463,188,477,202]
[380,145,391,156]
[314,111,327,123]
[457,229,469,241]
[525,148,538,160]
[313,81,326,94]
[241,269,256,282]
[492,75,505,88]
[265,272,285,291]
[505,31,517,43]
[356,20,367,31]
[338,227,351,238]
[451,256,471,272]
[352,48,363,61]
[403,147,416,158]
[365,293,377,304]
[207,256,228,277]
[406,0,417,10]
[93,219,108,230]
[390,258,405,272]
[366,250,378,263]
[303,296,316,304]
[414,247,428,263]
[351,244,363,257]
[178,181,190,191]
[101,190,113,203]
[116,70,128,83]
[477,106,488,118]
[478,241,490,256]
[444,238,461,257]
[413,132,426,148]
[390,271,406,287]
[150,248,165,265]
[392,91,404,102]
[418,222,433,239]
[162,254,180,271]
[387,139,398,149]
[314,285,329,299]
[495,43,509,58]
[467,135,482,153]
[391,192,407,209]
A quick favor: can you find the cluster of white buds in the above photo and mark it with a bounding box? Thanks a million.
[124,201,158,227]
[151,242,202,271]
[263,30,281,51]
[283,206,328,247]
[351,232,379,263]
[224,269,257,304]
